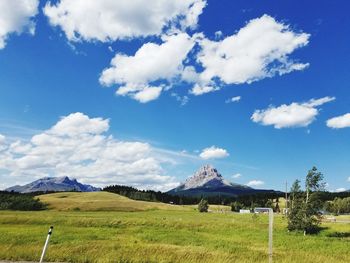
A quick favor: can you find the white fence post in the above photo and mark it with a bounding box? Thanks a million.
[268,208,273,263]
[39,226,53,263]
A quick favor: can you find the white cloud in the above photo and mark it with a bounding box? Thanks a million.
[190,84,220,96]
[251,96,335,129]
[232,173,242,179]
[132,86,163,103]
[192,15,310,94]
[335,188,346,193]
[226,96,241,103]
[246,180,264,187]
[48,112,109,136]
[199,146,229,160]
[0,0,39,49]
[180,0,207,30]
[0,113,178,190]
[326,113,350,129]
[44,0,206,42]
[100,33,195,102]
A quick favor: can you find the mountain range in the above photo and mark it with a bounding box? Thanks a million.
[5,176,100,193]
[168,165,277,197]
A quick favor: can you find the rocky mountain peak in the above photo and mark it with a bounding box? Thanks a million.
[167,165,274,197]
[181,164,229,190]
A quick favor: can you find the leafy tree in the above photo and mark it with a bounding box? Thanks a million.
[231,201,243,212]
[305,166,325,203]
[198,199,209,212]
[323,201,334,214]
[287,167,325,235]
[264,199,273,209]
[290,179,301,209]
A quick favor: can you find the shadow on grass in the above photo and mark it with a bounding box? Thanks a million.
[288,226,329,235]
[327,232,350,238]
[305,226,328,235]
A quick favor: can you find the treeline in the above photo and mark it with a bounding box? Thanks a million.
[103,185,284,205]
[0,191,47,211]
[313,191,350,201]
[103,185,199,204]
[230,197,281,212]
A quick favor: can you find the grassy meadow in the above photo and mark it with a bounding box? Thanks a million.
[37,192,190,212]
[0,192,349,263]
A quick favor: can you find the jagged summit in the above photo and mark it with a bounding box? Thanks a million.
[182,164,231,190]
[5,176,100,193]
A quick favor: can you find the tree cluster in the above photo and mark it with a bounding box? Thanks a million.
[103,184,284,206]
[103,185,199,204]
[230,196,281,212]
[324,197,350,215]
[0,191,47,211]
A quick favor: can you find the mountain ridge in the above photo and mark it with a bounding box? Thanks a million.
[5,176,100,193]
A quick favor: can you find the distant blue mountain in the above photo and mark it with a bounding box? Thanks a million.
[5,176,100,193]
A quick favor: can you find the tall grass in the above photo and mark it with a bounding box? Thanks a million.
[0,210,349,263]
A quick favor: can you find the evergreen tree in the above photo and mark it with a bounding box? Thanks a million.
[275,197,280,213]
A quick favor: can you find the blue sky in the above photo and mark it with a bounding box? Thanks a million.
[0,0,350,192]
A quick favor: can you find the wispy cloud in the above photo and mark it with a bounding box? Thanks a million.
[247,180,264,187]
[232,173,242,179]
[225,96,241,104]
[335,188,346,192]
[0,120,43,140]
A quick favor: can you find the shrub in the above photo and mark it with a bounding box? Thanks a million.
[230,201,243,212]
[198,199,209,213]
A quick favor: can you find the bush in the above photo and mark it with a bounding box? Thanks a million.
[198,199,209,213]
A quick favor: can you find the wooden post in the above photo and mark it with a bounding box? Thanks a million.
[268,208,273,263]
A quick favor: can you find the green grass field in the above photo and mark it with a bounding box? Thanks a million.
[0,192,349,263]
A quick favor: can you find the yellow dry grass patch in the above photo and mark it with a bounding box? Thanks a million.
[37,191,190,212]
